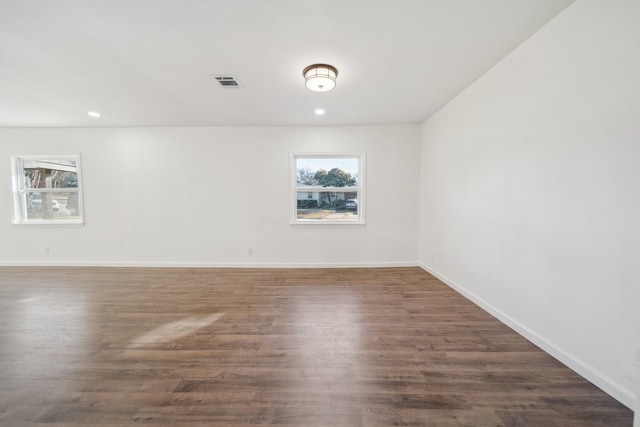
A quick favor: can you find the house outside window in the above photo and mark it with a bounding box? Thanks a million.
[11,155,84,225]
[291,153,364,225]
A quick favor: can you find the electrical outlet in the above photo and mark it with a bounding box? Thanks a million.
[44,246,50,255]
[248,247,254,255]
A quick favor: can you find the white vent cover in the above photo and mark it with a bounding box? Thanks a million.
[211,75,242,88]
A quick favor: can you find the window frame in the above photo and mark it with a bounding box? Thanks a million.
[11,154,85,226]
[290,153,365,226]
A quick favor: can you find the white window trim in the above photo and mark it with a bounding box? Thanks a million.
[11,154,85,226]
[290,152,365,226]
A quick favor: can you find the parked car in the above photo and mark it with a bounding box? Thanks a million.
[346,199,358,210]
[30,194,60,211]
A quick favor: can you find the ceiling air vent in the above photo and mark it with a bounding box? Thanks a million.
[212,75,242,89]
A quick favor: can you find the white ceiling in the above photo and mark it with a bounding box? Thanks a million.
[0,0,575,127]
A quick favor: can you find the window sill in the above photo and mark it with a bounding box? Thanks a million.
[290,220,365,227]
[13,220,85,227]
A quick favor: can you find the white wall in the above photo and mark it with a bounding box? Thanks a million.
[1,124,420,267]
[420,0,640,408]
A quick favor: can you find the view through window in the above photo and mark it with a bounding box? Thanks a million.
[292,154,364,224]
[11,155,84,224]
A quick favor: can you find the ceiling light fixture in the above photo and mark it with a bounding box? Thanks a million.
[314,108,326,116]
[303,63,338,92]
[87,111,101,118]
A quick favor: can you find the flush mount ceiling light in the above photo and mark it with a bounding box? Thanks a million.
[87,111,101,118]
[303,63,338,92]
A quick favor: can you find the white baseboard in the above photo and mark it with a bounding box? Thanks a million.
[419,262,636,410]
[0,260,420,269]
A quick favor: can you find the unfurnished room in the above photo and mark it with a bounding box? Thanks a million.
[0,1,639,426]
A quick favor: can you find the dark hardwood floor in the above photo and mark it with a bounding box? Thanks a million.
[0,267,633,426]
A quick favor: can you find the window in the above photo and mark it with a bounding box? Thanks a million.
[11,155,84,225]
[291,153,364,224]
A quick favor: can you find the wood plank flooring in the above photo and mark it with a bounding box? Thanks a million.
[0,267,633,426]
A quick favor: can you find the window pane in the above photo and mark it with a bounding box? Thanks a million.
[22,159,78,189]
[12,155,84,225]
[296,191,359,221]
[296,157,359,187]
[23,191,81,221]
[292,153,363,225]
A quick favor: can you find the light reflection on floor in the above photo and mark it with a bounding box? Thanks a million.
[127,313,224,348]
